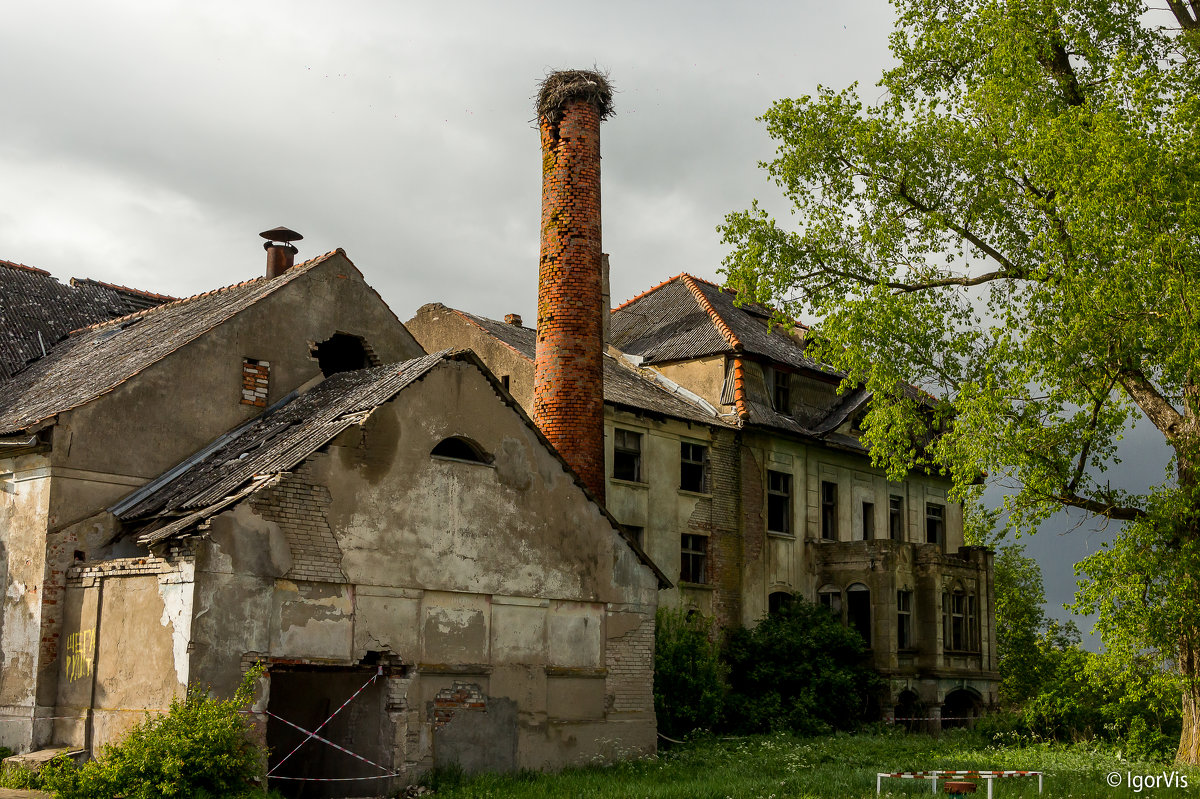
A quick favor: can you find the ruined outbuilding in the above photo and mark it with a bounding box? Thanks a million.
[0,245,660,794]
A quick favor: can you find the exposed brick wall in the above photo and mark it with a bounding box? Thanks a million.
[707,429,742,629]
[249,461,346,583]
[605,611,654,713]
[431,681,486,728]
[533,86,606,502]
[241,358,269,407]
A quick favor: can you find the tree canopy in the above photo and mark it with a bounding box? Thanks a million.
[719,0,1200,762]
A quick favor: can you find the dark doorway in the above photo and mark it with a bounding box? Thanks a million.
[894,689,924,732]
[266,667,393,798]
[846,583,871,647]
[942,688,982,729]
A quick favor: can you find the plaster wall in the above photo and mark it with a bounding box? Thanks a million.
[652,356,726,410]
[178,360,656,783]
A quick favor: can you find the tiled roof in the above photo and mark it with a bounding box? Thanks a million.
[454,309,730,427]
[0,251,338,434]
[610,273,837,376]
[0,260,173,380]
[119,351,449,536]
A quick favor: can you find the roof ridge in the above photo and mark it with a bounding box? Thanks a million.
[1,259,51,276]
[71,277,177,302]
[681,274,741,350]
[611,272,690,312]
[456,309,535,363]
[71,250,340,336]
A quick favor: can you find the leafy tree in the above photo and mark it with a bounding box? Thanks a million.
[721,599,881,735]
[720,0,1200,762]
[993,544,1050,705]
[653,607,727,738]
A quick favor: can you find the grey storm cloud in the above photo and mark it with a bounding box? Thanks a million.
[0,0,1174,643]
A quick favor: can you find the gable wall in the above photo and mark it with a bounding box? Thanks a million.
[178,360,656,780]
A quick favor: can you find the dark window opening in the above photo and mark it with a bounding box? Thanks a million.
[613,429,642,482]
[897,590,913,649]
[624,525,644,549]
[818,586,842,615]
[942,585,978,652]
[312,333,371,377]
[680,533,707,583]
[680,442,709,493]
[889,495,904,540]
[773,368,791,412]
[431,436,489,463]
[847,584,871,646]
[767,470,791,535]
[861,501,875,541]
[768,591,794,614]
[821,481,838,540]
[926,503,945,546]
[500,375,511,391]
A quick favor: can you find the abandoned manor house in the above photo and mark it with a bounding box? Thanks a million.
[0,71,996,793]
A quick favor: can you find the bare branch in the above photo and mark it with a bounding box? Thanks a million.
[1066,376,1119,494]
[1117,366,1187,439]
[893,183,1021,275]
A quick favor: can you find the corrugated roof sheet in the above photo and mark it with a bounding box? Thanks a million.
[0,260,173,380]
[0,252,337,434]
[456,310,729,427]
[120,351,447,530]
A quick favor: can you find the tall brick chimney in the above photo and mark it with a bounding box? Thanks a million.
[533,70,613,502]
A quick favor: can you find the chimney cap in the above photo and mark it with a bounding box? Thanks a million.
[259,226,304,243]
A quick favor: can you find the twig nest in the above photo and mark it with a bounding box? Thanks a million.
[536,70,614,125]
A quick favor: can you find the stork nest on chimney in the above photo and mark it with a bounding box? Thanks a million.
[536,69,614,125]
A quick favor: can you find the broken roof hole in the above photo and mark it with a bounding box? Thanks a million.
[311,333,375,377]
[431,436,491,464]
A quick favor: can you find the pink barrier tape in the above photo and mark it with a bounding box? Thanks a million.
[267,666,382,777]
[266,710,397,778]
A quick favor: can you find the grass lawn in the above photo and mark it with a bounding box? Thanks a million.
[427,730,1200,799]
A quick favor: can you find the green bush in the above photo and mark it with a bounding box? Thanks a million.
[39,664,268,799]
[721,599,881,735]
[653,607,726,738]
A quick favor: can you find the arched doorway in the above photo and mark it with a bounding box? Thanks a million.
[942,688,982,729]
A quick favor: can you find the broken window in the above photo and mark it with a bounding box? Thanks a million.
[680,442,709,493]
[680,533,707,583]
[311,332,372,376]
[766,470,791,535]
[613,429,642,482]
[897,590,913,649]
[772,368,791,412]
[889,495,904,540]
[818,585,842,615]
[431,436,489,463]
[241,358,269,407]
[847,583,871,647]
[820,481,838,540]
[942,583,978,652]
[861,501,875,541]
[926,502,945,546]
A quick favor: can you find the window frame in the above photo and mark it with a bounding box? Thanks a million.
[679,533,708,584]
[612,428,643,483]
[679,441,710,494]
[897,589,914,650]
[772,368,791,412]
[820,480,839,540]
[926,502,945,546]
[766,469,792,535]
[889,495,904,541]
[861,500,875,541]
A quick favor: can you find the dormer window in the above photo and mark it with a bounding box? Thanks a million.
[431,436,490,464]
[772,368,790,413]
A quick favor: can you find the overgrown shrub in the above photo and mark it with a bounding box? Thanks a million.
[38,664,268,799]
[721,599,881,735]
[653,607,726,738]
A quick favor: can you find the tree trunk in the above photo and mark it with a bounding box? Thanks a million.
[1182,632,1200,764]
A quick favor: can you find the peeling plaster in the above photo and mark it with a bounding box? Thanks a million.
[158,561,195,687]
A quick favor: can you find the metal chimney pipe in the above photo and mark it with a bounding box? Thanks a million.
[259,227,303,278]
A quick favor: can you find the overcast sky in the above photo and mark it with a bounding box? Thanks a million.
[1,0,1173,642]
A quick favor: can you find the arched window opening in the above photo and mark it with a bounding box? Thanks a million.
[311,333,373,377]
[768,591,794,615]
[846,583,871,646]
[431,436,490,464]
